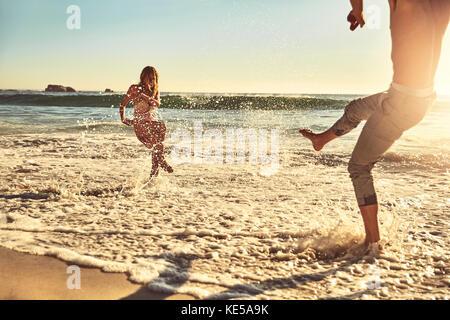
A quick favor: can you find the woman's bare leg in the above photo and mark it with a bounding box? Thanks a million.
[147,122,173,178]
[157,144,173,173]
[150,148,160,178]
[153,142,173,174]
[155,122,173,173]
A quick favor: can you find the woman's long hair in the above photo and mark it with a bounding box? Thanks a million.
[139,66,159,99]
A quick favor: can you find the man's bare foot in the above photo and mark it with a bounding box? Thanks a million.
[299,129,326,151]
[364,241,383,256]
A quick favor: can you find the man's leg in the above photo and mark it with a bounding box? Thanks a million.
[347,92,408,246]
[360,204,380,244]
[300,92,385,151]
[298,128,338,152]
[349,89,434,246]
[348,137,394,246]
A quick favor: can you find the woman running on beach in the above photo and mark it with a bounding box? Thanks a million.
[120,66,173,178]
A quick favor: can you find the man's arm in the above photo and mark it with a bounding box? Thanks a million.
[350,0,363,13]
[348,0,365,31]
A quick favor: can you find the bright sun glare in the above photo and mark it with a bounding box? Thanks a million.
[436,30,450,96]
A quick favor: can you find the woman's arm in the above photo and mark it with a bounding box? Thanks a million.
[120,86,135,126]
[140,92,160,108]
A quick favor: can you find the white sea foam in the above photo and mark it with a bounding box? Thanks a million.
[0,132,449,299]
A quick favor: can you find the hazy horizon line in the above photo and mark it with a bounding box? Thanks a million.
[1,88,449,98]
[0,87,368,96]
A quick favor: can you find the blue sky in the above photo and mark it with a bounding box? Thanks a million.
[0,0,449,94]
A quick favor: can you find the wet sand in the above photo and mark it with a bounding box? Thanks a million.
[0,132,449,300]
[0,247,194,300]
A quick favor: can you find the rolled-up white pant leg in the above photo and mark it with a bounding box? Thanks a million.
[348,88,435,206]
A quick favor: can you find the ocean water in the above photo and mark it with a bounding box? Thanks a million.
[0,90,449,299]
[1,90,449,167]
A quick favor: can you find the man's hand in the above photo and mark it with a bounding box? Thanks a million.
[347,10,365,31]
[122,118,133,126]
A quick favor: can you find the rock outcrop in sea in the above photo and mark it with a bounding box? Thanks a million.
[45,85,76,92]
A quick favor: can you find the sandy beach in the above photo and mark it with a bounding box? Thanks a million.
[1,131,448,300]
[0,247,194,300]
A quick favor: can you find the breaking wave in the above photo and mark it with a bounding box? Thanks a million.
[0,91,349,110]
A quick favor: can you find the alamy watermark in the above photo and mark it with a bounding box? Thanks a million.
[361,265,381,290]
[66,5,81,30]
[169,122,280,176]
[66,265,81,289]
[366,4,381,30]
